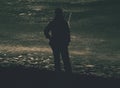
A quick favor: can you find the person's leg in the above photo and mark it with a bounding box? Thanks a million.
[61,46,72,73]
[51,46,61,72]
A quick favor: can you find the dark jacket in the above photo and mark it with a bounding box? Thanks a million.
[44,19,70,46]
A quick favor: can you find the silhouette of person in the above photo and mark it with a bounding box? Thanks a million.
[44,8,72,73]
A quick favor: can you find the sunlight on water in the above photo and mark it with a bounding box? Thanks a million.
[0,45,91,56]
[0,45,52,53]
[70,50,91,55]
[28,5,46,11]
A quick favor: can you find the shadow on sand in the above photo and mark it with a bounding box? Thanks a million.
[0,65,119,88]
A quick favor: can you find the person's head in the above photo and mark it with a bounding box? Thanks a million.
[54,8,64,20]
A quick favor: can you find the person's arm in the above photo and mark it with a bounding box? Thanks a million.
[44,22,51,40]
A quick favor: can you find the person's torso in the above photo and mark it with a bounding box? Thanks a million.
[50,20,68,41]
